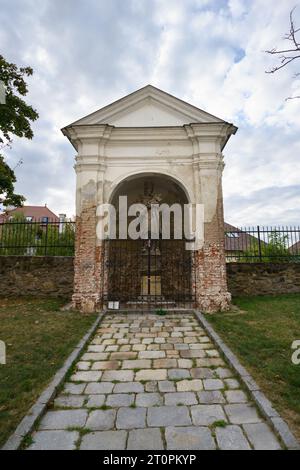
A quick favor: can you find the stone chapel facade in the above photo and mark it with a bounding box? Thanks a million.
[62,85,237,313]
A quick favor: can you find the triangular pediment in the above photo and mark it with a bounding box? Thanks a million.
[69,85,225,127]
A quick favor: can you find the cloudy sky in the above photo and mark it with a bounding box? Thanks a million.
[1,0,300,226]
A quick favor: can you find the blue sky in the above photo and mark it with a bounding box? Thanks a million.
[1,0,300,225]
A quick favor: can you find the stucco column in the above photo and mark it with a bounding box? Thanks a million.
[186,123,233,313]
[70,125,112,313]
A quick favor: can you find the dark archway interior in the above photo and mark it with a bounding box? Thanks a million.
[104,174,194,308]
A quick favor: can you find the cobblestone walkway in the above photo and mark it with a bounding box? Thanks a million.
[28,313,281,450]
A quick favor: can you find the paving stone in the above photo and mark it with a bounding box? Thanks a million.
[224,378,240,389]
[225,404,262,424]
[177,379,203,392]
[119,345,131,351]
[91,361,120,370]
[86,395,106,408]
[88,345,105,352]
[153,359,177,369]
[82,353,108,361]
[54,395,85,408]
[174,343,189,350]
[158,380,176,392]
[85,382,114,394]
[168,369,191,380]
[116,407,146,429]
[40,410,88,430]
[136,393,163,407]
[145,381,158,392]
[191,405,227,426]
[198,391,226,404]
[243,423,281,450]
[206,349,220,358]
[29,430,79,450]
[85,410,116,430]
[127,428,164,450]
[105,345,119,352]
[71,371,102,382]
[135,369,167,381]
[138,351,165,359]
[165,426,216,450]
[122,359,151,369]
[147,406,191,427]
[106,394,134,407]
[147,344,160,350]
[203,379,224,390]
[177,359,193,369]
[196,358,225,367]
[180,350,205,358]
[102,370,134,382]
[77,361,91,370]
[114,382,144,393]
[225,390,248,403]
[164,392,197,405]
[216,425,251,450]
[215,367,233,379]
[63,383,86,395]
[132,344,146,351]
[80,431,127,450]
[110,352,137,360]
[191,368,214,379]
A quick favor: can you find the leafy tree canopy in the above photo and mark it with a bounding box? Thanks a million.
[0,54,38,207]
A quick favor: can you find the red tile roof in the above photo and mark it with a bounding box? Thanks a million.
[0,206,59,223]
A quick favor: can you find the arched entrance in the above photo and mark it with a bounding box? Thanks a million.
[102,174,196,310]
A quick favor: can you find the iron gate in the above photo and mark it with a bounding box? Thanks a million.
[102,238,196,310]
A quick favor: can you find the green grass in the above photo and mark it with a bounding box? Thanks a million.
[207,294,300,440]
[0,297,97,447]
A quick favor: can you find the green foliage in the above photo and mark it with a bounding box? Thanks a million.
[0,55,38,144]
[0,54,39,207]
[0,154,25,207]
[239,231,298,263]
[156,308,167,316]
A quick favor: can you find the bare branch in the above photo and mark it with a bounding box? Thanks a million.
[265,7,300,75]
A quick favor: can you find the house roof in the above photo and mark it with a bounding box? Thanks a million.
[224,222,261,252]
[0,205,59,223]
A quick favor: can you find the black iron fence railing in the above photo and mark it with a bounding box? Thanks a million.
[0,219,75,256]
[0,220,300,262]
[225,226,300,262]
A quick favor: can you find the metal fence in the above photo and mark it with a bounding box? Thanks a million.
[1,220,300,262]
[0,219,75,256]
[225,226,300,262]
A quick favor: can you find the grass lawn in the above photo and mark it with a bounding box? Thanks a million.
[207,294,300,441]
[0,298,97,447]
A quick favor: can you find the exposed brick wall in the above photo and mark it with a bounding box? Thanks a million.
[227,262,300,296]
[0,256,74,298]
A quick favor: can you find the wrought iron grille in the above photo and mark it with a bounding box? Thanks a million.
[102,238,197,310]
[225,225,300,262]
[0,219,75,256]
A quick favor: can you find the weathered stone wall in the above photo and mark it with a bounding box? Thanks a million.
[1,257,300,302]
[0,256,74,298]
[227,263,300,296]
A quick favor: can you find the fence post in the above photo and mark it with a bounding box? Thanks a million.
[257,225,262,262]
[44,220,49,256]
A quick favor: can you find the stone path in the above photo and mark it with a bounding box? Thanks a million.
[28,313,282,450]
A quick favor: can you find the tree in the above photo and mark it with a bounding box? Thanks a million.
[266,7,300,99]
[0,54,39,207]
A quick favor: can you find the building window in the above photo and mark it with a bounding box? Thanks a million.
[26,216,33,222]
[226,232,240,238]
[42,217,48,223]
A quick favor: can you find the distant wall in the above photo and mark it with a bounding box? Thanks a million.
[227,262,300,296]
[0,256,74,298]
[1,257,300,300]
